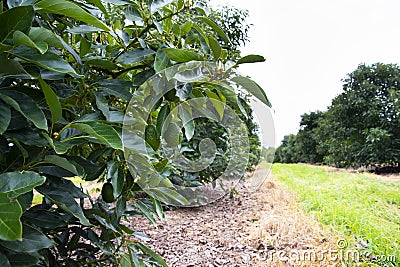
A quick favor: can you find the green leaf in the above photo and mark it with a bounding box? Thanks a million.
[44,155,79,175]
[135,242,168,267]
[208,35,221,60]
[39,77,62,124]
[7,253,38,267]
[84,58,119,70]
[0,102,11,134]
[28,27,64,49]
[156,104,170,135]
[0,224,55,253]
[69,122,123,150]
[35,0,109,31]
[196,16,229,43]
[0,58,28,77]
[8,46,79,77]
[0,90,48,131]
[0,5,33,42]
[0,172,46,199]
[36,185,90,226]
[134,200,156,225]
[0,194,22,241]
[107,161,124,197]
[236,54,266,65]
[231,76,271,107]
[116,48,155,65]
[151,197,164,220]
[148,187,188,205]
[145,124,160,151]
[13,30,48,54]
[163,48,203,63]
[0,252,10,267]
[154,48,170,73]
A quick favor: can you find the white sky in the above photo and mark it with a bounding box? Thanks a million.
[212,0,400,147]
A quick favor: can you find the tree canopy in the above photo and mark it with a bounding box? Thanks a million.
[275,63,400,169]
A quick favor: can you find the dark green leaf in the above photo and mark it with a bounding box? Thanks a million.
[0,90,48,131]
[156,104,170,135]
[9,46,79,77]
[44,155,79,175]
[0,252,10,267]
[36,185,90,226]
[0,194,22,241]
[163,48,203,63]
[35,0,109,31]
[0,224,54,253]
[0,171,46,199]
[0,102,11,134]
[39,77,62,123]
[16,191,33,212]
[6,253,38,267]
[231,76,271,107]
[0,58,28,77]
[0,5,33,42]
[236,54,266,65]
[84,58,119,70]
[116,48,155,65]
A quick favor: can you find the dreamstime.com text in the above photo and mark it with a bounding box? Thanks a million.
[254,239,397,264]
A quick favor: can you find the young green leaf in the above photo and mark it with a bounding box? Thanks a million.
[39,77,62,124]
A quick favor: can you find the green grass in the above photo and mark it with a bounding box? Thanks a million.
[272,163,400,267]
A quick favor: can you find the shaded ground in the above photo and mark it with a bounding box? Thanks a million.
[128,170,339,266]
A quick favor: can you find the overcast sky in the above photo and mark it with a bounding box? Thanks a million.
[212,0,400,147]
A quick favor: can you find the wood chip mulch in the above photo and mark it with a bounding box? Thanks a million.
[127,170,339,267]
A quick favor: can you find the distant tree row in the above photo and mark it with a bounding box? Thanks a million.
[275,63,400,168]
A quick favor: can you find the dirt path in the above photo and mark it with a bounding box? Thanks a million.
[129,171,340,266]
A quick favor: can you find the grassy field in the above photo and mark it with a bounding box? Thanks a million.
[272,163,399,267]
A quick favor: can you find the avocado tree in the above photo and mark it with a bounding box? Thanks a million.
[317,63,400,167]
[0,0,269,266]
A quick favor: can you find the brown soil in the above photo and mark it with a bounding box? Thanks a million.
[128,171,340,266]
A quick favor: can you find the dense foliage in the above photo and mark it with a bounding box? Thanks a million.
[0,0,269,266]
[275,63,400,169]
